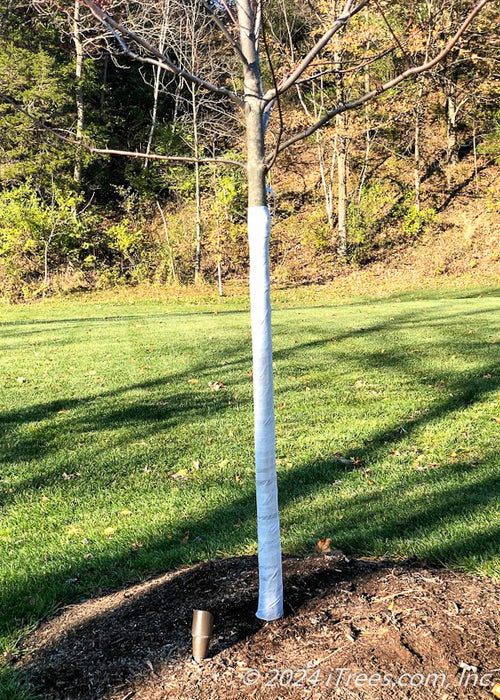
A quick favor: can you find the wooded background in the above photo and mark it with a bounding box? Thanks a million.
[0,0,499,299]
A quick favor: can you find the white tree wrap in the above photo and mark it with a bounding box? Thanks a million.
[248,205,284,621]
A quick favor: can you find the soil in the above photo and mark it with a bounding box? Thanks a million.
[18,554,500,700]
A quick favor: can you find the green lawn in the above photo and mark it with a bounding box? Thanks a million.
[1,286,499,694]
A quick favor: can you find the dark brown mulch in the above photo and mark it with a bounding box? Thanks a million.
[17,555,500,700]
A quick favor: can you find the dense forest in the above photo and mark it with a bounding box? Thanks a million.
[0,0,499,299]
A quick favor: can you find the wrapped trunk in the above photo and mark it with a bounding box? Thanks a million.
[237,0,283,621]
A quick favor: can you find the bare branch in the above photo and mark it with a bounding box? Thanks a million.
[261,15,283,171]
[254,0,262,50]
[198,0,248,67]
[373,0,412,64]
[272,0,491,162]
[263,0,369,102]
[80,0,244,106]
[89,146,246,169]
[0,92,246,169]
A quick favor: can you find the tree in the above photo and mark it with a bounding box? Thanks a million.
[36,0,491,620]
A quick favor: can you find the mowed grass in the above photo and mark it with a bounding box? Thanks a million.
[0,288,499,669]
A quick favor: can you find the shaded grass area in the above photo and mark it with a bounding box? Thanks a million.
[0,288,499,694]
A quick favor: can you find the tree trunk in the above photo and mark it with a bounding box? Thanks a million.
[446,92,458,166]
[193,87,202,283]
[336,111,348,259]
[144,64,162,168]
[414,101,421,211]
[334,40,348,259]
[100,54,108,114]
[73,0,84,184]
[237,0,283,622]
[156,200,177,283]
[217,260,223,296]
[445,63,459,182]
[357,67,371,205]
[145,4,168,168]
[473,122,479,194]
[357,14,371,204]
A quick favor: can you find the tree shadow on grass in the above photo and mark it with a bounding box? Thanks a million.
[1,301,499,697]
[4,443,500,698]
[14,443,500,700]
[0,308,249,333]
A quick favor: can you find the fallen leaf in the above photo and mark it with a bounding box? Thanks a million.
[16,377,26,383]
[494,417,500,424]
[315,538,332,554]
[170,469,188,480]
[62,471,81,480]
[181,532,189,544]
[208,381,226,390]
[119,509,133,517]
[67,525,82,536]
[188,378,199,384]
[103,527,116,536]
[492,682,500,698]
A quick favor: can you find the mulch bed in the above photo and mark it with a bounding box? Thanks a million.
[17,554,500,699]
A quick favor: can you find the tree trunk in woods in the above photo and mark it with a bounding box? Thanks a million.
[237,0,283,622]
[192,87,202,284]
[336,109,348,259]
[73,0,84,184]
[100,54,108,114]
[357,57,371,204]
[446,91,458,166]
[145,64,162,167]
[156,200,177,283]
[145,4,168,168]
[334,41,348,259]
[414,96,422,211]
[445,64,459,190]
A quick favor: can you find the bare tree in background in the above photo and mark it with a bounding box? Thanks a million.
[72,0,84,183]
[39,0,491,620]
[131,0,240,280]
